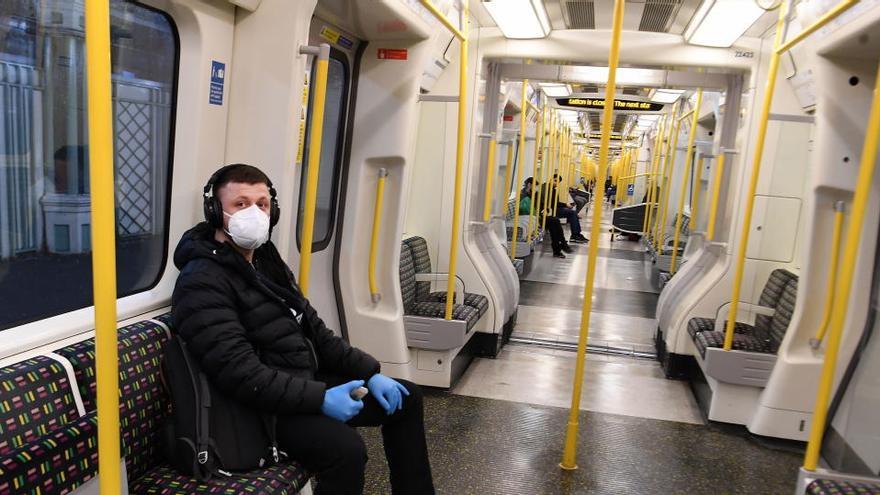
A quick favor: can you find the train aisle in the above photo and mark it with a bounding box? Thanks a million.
[361,204,804,494]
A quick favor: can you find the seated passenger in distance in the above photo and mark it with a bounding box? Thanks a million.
[522,177,574,258]
[548,174,589,244]
[172,164,434,495]
[569,179,590,215]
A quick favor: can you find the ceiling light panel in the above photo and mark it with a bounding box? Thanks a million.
[483,0,552,39]
[684,0,765,48]
[651,89,685,103]
[540,83,572,97]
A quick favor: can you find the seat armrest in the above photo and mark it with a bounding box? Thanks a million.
[414,272,466,294]
[714,301,776,332]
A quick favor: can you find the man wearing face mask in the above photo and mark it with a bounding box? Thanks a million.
[171,164,434,495]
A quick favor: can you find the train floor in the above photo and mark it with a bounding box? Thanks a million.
[361,205,804,494]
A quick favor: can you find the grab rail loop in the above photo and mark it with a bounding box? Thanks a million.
[368,168,389,303]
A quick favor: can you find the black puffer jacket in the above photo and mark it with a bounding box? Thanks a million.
[171,222,380,415]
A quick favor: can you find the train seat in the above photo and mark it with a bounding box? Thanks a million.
[688,269,798,387]
[805,478,880,495]
[505,199,534,258]
[403,236,489,317]
[399,242,483,350]
[611,202,647,236]
[0,316,311,494]
[651,214,690,271]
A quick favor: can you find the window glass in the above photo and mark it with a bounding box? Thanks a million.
[0,1,177,330]
[298,55,347,251]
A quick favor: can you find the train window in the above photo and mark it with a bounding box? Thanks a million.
[0,1,178,330]
[297,52,348,252]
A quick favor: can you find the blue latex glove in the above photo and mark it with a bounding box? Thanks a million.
[321,380,365,422]
[367,374,410,415]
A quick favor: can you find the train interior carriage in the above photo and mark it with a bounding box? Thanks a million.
[1,0,880,493]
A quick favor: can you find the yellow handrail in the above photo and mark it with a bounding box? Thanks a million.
[670,88,703,274]
[777,0,859,54]
[691,156,705,231]
[804,59,880,471]
[810,202,845,349]
[527,105,545,241]
[85,1,121,492]
[482,135,497,222]
[724,3,787,350]
[298,43,331,296]
[560,0,625,471]
[419,0,466,40]
[653,106,677,248]
[368,168,388,303]
[511,79,529,260]
[706,151,728,241]
[644,115,666,234]
[541,113,553,232]
[655,106,684,251]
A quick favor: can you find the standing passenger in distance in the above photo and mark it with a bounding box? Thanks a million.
[522,177,573,258]
[549,174,589,244]
[171,164,434,495]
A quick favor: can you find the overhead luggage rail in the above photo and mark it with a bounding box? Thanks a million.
[419,0,469,320]
[810,201,846,349]
[368,168,389,303]
[670,88,703,274]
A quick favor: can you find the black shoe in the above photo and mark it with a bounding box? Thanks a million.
[553,251,566,258]
[561,245,574,254]
[570,236,588,244]
[572,234,589,242]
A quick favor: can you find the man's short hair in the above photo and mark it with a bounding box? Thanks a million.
[212,164,271,196]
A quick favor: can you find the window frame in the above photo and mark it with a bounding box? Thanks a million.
[296,47,350,254]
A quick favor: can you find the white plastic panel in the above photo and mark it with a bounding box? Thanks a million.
[746,195,801,263]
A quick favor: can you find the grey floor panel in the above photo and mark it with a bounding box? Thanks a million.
[514,304,656,347]
[360,392,803,495]
[519,280,659,318]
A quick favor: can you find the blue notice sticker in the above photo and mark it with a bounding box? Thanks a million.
[338,36,354,49]
[209,61,225,106]
[627,184,635,196]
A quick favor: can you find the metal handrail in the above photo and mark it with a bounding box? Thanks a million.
[810,201,846,349]
[527,105,545,241]
[644,115,667,234]
[298,43,331,296]
[706,150,731,241]
[418,0,470,319]
[560,0,625,471]
[511,79,529,260]
[776,0,859,54]
[482,134,497,222]
[655,105,684,251]
[368,168,389,303]
[670,88,703,274]
[804,59,880,471]
[85,1,121,492]
[541,112,554,232]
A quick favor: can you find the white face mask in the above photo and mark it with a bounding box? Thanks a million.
[223,204,270,250]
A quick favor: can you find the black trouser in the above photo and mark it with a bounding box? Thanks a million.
[276,379,434,495]
[556,206,583,237]
[545,216,568,254]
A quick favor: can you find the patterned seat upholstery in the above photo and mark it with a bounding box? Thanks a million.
[129,462,309,495]
[402,236,490,317]
[689,269,799,357]
[806,479,880,495]
[505,199,531,243]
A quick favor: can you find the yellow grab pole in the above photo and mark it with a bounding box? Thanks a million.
[552,121,562,217]
[777,0,859,54]
[502,140,514,206]
[560,0,625,471]
[691,156,705,231]
[442,0,468,320]
[85,1,121,492]
[653,108,675,248]
[670,88,703,274]
[655,106,684,251]
[706,151,728,241]
[482,135,498,222]
[724,3,788,350]
[298,43,331,296]
[804,59,880,470]
[511,79,528,260]
[527,105,545,241]
[418,0,466,40]
[644,116,666,234]
[368,168,388,303]
[541,115,553,232]
[810,202,846,349]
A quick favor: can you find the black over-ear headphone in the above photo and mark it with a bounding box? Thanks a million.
[203,164,280,229]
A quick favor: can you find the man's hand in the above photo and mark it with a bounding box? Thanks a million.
[367,374,410,415]
[321,380,366,422]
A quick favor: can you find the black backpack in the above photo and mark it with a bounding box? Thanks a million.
[161,335,281,480]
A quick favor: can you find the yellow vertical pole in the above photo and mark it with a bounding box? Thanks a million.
[368,168,388,303]
[655,106,683,251]
[560,0,625,471]
[724,3,788,348]
[85,1,120,492]
[691,156,705,231]
[541,113,554,232]
[670,88,703,274]
[528,105,545,241]
[652,111,674,245]
[443,0,469,320]
[706,151,727,241]
[511,79,528,261]
[482,136,498,222]
[552,120,562,216]
[810,202,846,349]
[298,43,331,296]
[644,115,666,234]
[804,59,880,470]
